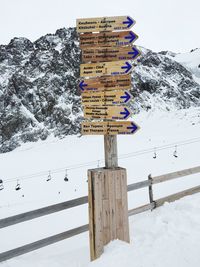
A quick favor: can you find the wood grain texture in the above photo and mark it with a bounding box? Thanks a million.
[80,61,133,78]
[79,31,138,48]
[76,16,135,33]
[104,135,118,168]
[79,74,131,92]
[87,168,129,260]
[152,166,200,184]
[81,90,132,106]
[155,185,200,207]
[82,121,139,135]
[82,46,140,63]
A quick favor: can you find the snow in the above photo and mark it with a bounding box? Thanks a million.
[0,194,200,267]
[0,107,200,266]
[174,48,200,78]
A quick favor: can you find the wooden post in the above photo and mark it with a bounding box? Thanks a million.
[148,174,156,210]
[88,167,129,261]
[104,135,118,168]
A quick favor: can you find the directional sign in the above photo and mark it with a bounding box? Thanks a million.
[80,61,132,78]
[82,46,140,63]
[82,121,139,135]
[84,106,131,120]
[79,74,131,92]
[82,90,132,106]
[80,31,138,48]
[77,16,135,33]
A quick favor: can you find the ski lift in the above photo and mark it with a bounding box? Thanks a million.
[15,180,21,191]
[46,171,52,182]
[173,146,178,158]
[153,148,157,159]
[64,169,69,182]
[0,179,4,190]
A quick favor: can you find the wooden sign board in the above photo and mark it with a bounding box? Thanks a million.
[77,16,135,33]
[80,31,138,48]
[82,121,139,135]
[82,90,132,106]
[79,74,131,92]
[84,106,131,120]
[80,61,132,78]
[82,46,140,63]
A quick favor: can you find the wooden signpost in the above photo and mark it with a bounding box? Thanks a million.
[76,16,135,33]
[82,121,139,135]
[80,60,133,77]
[84,106,132,120]
[80,31,138,48]
[81,90,132,106]
[82,46,140,63]
[77,15,140,261]
[79,74,131,92]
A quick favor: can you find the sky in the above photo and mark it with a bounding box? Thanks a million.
[1,0,200,53]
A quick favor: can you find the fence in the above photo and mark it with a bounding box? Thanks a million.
[0,165,200,262]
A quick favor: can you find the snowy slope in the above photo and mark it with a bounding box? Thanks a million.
[0,108,200,267]
[0,194,199,267]
[174,48,200,80]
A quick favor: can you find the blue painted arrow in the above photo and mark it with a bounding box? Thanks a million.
[127,122,138,133]
[124,31,137,43]
[79,81,87,91]
[121,61,132,73]
[123,16,135,28]
[128,47,140,59]
[120,107,130,119]
[120,91,131,103]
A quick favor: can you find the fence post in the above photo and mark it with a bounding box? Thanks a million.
[148,174,156,210]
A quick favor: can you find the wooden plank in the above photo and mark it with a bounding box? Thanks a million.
[0,224,89,263]
[0,196,88,229]
[79,74,131,92]
[93,172,104,259]
[82,46,140,63]
[76,16,135,33]
[82,121,140,135]
[128,203,154,216]
[120,170,130,242]
[102,199,110,245]
[83,106,132,120]
[81,90,132,106]
[79,31,138,48]
[108,171,117,240]
[155,185,200,207]
[152,166,200,185]
[88,170,95,261]
[80,61,133,78]
[127,180,150,192]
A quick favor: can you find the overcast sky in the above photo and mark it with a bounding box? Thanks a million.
[1,0,200,52]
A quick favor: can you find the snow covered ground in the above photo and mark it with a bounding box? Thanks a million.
[0,107,200,266]
[1,193,200,267]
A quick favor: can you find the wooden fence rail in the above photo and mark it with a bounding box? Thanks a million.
[0,165,199,262]
[0,180,151,230]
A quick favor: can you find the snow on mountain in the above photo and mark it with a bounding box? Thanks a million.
[174,48,200,83]
[0,28,199,153]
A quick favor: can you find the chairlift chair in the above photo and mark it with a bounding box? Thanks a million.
[15,180,21,191]
[0,179,4,190]
[64,169,69,182]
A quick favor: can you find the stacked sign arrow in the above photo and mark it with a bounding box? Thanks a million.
[76,15,140,135]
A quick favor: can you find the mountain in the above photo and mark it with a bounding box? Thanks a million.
[0,27,199,153]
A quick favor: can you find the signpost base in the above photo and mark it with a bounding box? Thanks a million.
[88,167,130,261]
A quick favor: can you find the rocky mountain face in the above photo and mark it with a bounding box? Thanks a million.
[0,27,199,153]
